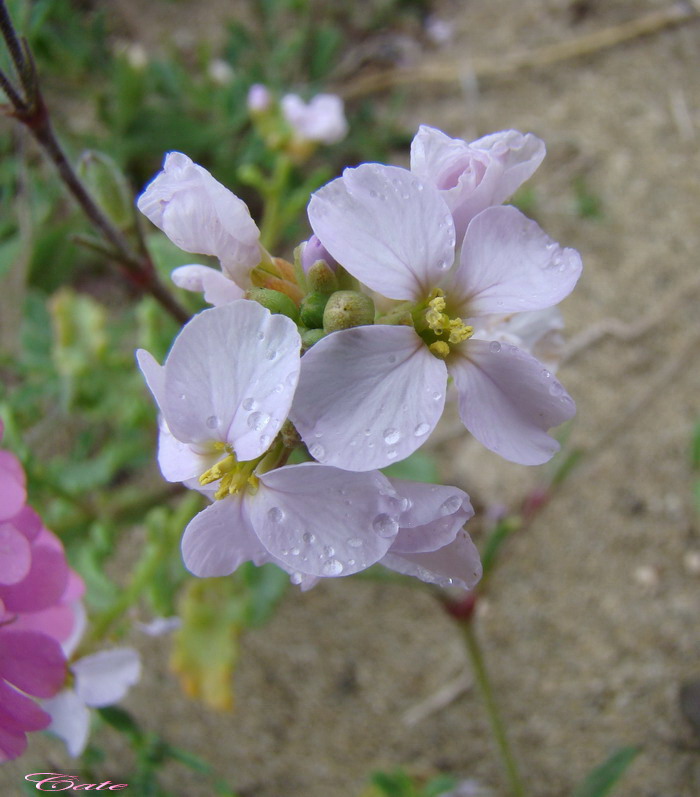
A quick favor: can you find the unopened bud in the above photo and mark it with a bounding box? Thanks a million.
[247,83,271,114]
[306,261,338,294]
[300,327,326,349]
[299,291,328,329]
[77,151,133,230]
[322,291,375,333]
[245,288,299,321]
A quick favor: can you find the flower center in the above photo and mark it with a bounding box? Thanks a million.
[199,445,259,500]
[417,290,473,359]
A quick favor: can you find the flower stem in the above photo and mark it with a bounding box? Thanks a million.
[259,154,293,250]
[461,620,527,797]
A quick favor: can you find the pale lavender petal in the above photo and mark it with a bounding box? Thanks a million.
[72,648,141,708]
[181,495,264,577]
[42,688,90,757]
[381,529,482,590]
[291,325,447,471]
[450,340,576,465]
[308,164,455,300]
[162,302,300,461]
[135,348,166,412]
[452,206,582,316]
[251,464,399,577]
[0,523,31,585]
[157,418,217,483]
[171,264,244,306]
[386,480,474,553]
[0,451,26,521]
[471,129,545,199]
[137,152,261,286]
[282,93,348,144]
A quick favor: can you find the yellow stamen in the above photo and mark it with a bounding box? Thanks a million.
[448,319,474,344]
[199,454,238,486]
[429,341,450,359]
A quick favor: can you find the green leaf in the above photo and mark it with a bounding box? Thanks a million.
[370,769,416,797]
[382,450,439,483]
[691,421,700,470]
[572,746,640,797]
[97,706,144,745]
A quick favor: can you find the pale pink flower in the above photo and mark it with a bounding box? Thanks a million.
[138,152,261,290]
[291,162,581,470]
[411,126,545,245]
[247,83,271,113]
[281,93,348,145]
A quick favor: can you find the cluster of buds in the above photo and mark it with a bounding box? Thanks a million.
[0,423,140,760]
[137,125,582,591]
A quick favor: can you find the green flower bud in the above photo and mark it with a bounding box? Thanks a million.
[245,288,299,321]
[306,260,338,294]
[322,291,375,333]
[300,327,326,350]
[77,151,133,230]
[299,291,329,329]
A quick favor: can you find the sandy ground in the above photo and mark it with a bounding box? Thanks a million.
[5,1,700,795]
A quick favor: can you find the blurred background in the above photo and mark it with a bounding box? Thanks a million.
[1,0,700,795]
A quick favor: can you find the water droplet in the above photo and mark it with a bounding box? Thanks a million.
[323,545,335,558]
[206,415,218,429]
[363,428,371,436]
[372,513,399,538]
[440,495,463,516]
[303,531,316,544]
[489,341,501,354]
[256,331,265,341]
[265,348,277,360]
[259,434,271,448]
[416,183,424,191]
[432,391,442,401]
[347,537,363,548]
[242,397,257,411]
[388,354,397,364]
[542,369,552,379]
[414,422,430,436]
[286,371,297,387]
[322,559,344,576]
[309,443,325,459]
[248,411,270,431]
[290,572,303,585]
[383,428,400,445]
[369,189,378,198]
[290,546,300,556]
[387,449,398,460]
[179,393,187,401]
[549,382,564,397]
[273,383,283,394]
[268,507,284,523]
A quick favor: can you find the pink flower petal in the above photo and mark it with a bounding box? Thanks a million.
[8,505,42,542]
[450,339,576,465]
[387,480,474,554]
[0,451,26,521]
[308,164,455,300]
[452,206,582,316]
[161,302,300,461]
[0,629,66,698]
[381,529,482,589]
[291,325,447,471]
[0,523,31,585]
[181,495,263,577]
[1,544,69,614]
[0,679,51,733]
[171,264,244,306]
[0,723,28,762]
[251,464,400,577]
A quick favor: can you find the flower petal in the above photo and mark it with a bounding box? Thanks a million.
[135,348,166,412]
[387,479,474,553]
[157,418,217,483]
[381,529,482,589]
[1,544,69,614]
[42,688,90,757]
[291,325,447,471]
[0,679,51,733]
[0,523,31,585]
[450,339,576,465]
[171,264,244,306]
[452,206,582,316]
[181,495,264,577]
[137,152,261,286]
[0,451,26,522]
[72,648,141,708]
[308,164,455,300]
[0,629,66,698]
[162,301,300,461]
[251,464,400,577]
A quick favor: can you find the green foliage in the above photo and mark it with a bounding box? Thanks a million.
[366,769,458,797]
[572,747,639,797]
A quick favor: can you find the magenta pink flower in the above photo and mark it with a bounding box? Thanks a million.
[291,159,581,471]
[0,423,83,762]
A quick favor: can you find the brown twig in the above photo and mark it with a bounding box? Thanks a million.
[339,2,700,99]
[0,1,189,325]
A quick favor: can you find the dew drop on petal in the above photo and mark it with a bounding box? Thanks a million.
[290,572,303,585]
[265,348,277,360]
[260,434,271,448]
[286,371,297,387]
[206,415,218,429]
[323,545,335,558]
[309,443,325,459]
[388,354,397,364]
[303,531,315,544]
[347,537,363,548]
[242,397,258,411]
[291,546,300,556]
[363,428,371,436]
[432,391,442,401]
[248,411,270,431]
[439,495,463,516]
[549,382,564,397]
[322,559,344,576]
[542,369,552,380]
[372,513,399,538]
[489,341,501,354]
[387,449,398,460]
[414,422,430,437]
[268,507,284,523]
[256,331,265,341]
[383,428,400,445]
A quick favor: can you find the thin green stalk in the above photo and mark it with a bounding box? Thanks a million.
[259,154,292,250]
[462,620,527,797]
